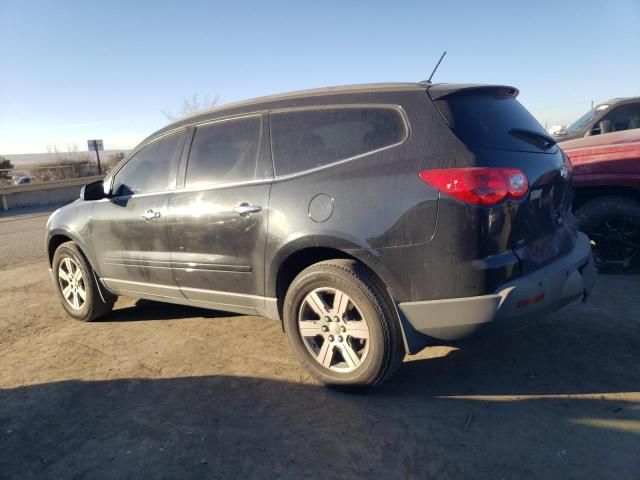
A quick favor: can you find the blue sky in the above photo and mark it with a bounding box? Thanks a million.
[1,0,638,155]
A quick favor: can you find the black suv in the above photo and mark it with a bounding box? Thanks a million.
[46,82,596,388]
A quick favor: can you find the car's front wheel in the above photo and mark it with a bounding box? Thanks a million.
[283,259,405,389]
[52,241,115,321]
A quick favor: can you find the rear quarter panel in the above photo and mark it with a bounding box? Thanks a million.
[265,90,451,299]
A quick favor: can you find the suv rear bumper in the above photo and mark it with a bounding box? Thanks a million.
[397,232,596,341]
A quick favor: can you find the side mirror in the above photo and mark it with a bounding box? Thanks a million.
[80,180,107,201]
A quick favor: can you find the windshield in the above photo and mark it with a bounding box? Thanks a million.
[566,104,610,133]
[434,94,553,153]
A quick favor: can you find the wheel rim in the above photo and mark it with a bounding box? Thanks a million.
[588,217,640,272]
[297,287,370,373]
[58,257,86,310]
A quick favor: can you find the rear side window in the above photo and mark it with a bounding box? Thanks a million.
[435,95,550,152]
[186,116,264,187]
[271,107,407,176]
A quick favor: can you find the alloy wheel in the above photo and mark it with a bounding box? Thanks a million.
[588,217,640,272]
[58,257,86,310]
[297,287,370,373]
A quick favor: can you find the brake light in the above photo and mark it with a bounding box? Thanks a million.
[419,168,528,206]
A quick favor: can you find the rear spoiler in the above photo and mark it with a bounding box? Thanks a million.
[427,84,519,100]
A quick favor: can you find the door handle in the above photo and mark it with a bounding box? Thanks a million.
[233,203,262,217]
[141,209,161,221]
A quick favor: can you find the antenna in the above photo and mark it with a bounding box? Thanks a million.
[427,50,447,83]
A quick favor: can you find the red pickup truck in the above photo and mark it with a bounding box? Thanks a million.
[561,129,640,273]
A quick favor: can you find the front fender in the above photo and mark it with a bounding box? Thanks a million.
[45,202,98,272]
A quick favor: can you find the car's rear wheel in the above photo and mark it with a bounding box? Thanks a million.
[52,241,115,321]
[283,259,405,389]
[576,196,640,274]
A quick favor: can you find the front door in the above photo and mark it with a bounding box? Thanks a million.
[166,114,272,313]
[91,129,186,297]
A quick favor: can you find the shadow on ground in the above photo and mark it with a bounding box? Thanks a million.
[2,275,639,479]
[1,320,638,479]
[98,299,236,323]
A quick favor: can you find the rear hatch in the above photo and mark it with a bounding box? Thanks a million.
[429,85,577,274]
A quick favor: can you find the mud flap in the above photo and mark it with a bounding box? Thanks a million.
[393,303,433,355]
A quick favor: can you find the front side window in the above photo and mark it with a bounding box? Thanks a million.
[185,116,264,187]
[270,107,407,176]
[112,131,184,196]
[600,104,640,133]
[566,104,610,134]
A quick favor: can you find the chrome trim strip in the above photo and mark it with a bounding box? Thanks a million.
[114,289,261,317]
[106,127,189,186]
[173,265,251,273]
[100,104,410,197]
[103,277,279,317]
[102,278,269,301]
[269,104,410,180]
[273,139,406,182]
[189,112,263,129]
[104,259,251,273]
[104,262,173,270]
[179,285,267,301]
[164,82,423,125]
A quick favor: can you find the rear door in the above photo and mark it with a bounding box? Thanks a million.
[91,130,186,295]
[166,114,272,313]
[432,90,576,273]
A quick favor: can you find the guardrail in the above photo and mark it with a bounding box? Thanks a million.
[0,175,103,211]
[1,163,105,186]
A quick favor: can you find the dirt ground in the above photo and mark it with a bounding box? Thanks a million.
[0,206,638,480]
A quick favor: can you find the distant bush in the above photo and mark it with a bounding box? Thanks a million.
[106,152,126,172]
[0,156,14,185]
[31,158,98,182]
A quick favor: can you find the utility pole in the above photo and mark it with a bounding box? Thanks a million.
[88,139,103,175]
[94,140,102,175]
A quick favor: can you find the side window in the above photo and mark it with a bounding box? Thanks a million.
[600,104,640,134]
[630,104,640,130]
[112,131,184,196]
[185,116,264,187]
[270,107,407,176]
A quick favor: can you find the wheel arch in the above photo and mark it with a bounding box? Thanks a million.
[269,234,396,299]
[269,238,427,354]
[274,246,358,313]
[573,185,640,211]
[48,233,73,266]
[47,228,99,274]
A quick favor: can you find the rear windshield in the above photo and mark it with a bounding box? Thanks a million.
[435,94,552,152]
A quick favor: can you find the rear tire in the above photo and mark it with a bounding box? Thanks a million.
[283,259,405,389]
[576,196,640,274]
[52,241,115,321]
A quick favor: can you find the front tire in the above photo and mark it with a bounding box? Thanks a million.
[576,196,640,274]
[283,259,405,389]
[52,241,115,321]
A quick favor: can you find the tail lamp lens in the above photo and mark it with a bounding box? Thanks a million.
[419,168,528,206]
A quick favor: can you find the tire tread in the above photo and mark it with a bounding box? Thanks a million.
[285,259,405,389]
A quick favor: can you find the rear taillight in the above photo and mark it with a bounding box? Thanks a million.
[419,168,529,206]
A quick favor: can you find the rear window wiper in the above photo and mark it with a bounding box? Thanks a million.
[509,128,556,150]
